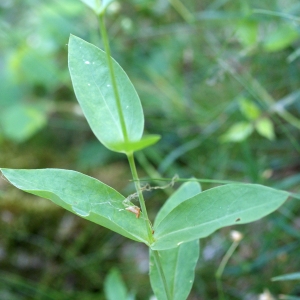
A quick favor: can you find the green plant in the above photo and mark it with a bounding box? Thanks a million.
[0,2,296,299]
[272,272,300,300]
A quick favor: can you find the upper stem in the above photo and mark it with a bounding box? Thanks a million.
[98,10,169,300]
[98,14,129,143]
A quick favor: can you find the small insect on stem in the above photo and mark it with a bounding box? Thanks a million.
[125,206,141,218]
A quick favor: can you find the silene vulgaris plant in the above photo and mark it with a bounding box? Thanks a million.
[1,2,294,299]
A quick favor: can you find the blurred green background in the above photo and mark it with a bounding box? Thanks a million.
[1,0,300,299]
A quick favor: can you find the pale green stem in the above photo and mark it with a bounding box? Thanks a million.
[168,0,195,24]
[215,241,240,300]
[135,152,172,196]
[127,151,171,300]
[152,250,172,300]
[98,10,169,299]
[136,177,238,185]
[127,153,154,243]
[98,14,129,142]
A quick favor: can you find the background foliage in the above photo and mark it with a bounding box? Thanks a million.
[0,0,300,299]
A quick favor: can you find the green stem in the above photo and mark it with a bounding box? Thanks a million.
[168,0,195,24]
[135,152,172,196]
[152,250,172,300]
[135,177,239,185]
[98,11,169,300]
[127,152,171,300]
[216,241,239,279]
[215,241,240,300]
[98,14,129,142]
[127,153,154,243]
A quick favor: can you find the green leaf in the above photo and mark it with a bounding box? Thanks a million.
[255,117,275,140]
[0,104,47,143]
[1,168,149,244]
[236,20,258,47]
[239,97,261,120]
[150,240,199,300]
[273,296,300,300]
[151,184,289,250]
[150,181,201,300]
[277,296,300,300]
[104,268,128,300]
[111,134,161,153]
[154,181,201,227]
[68,35,144,153]
[263,24,299,52]
[272,272,300,281]
[220,122,253,143]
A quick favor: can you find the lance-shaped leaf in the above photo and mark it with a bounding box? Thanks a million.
[272,272,300,281]
[150,182,201,300]
[151,184,289,250]
[154,180,201,227]
[68,35,149,153]
[1,168,149,244]
[150,240,199,300]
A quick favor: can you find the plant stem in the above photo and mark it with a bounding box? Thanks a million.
[135,152,172,196]
[152,250,172,300]
[98,11,169,300]
[127,152,154,243]
[98,14,129,142]
[215,241,240,300]
[128,149,171,300]
[135,177,239,185]
[168,0,195,24]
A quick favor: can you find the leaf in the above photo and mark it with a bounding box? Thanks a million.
[272,272,300,281]
[277,296,300,300]
[150,181,201,300]
[0,104,47,143]
[104,268,128,300]
[151,184,289,250]
[150,240,199,300]
[220,122,253,143]
[154,181,201,227]
[68,35,144,153]
[1,168,149,244]
[255,117,275,140]
[263,24,299,52]
[236,20,258,47]
[111,134,161,153]
[239,97,261,120]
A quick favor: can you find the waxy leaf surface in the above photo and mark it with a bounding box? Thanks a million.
[150,182,201,300]
[151,184,289,250]
[68,35,144,153]
[1,168,149,244]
